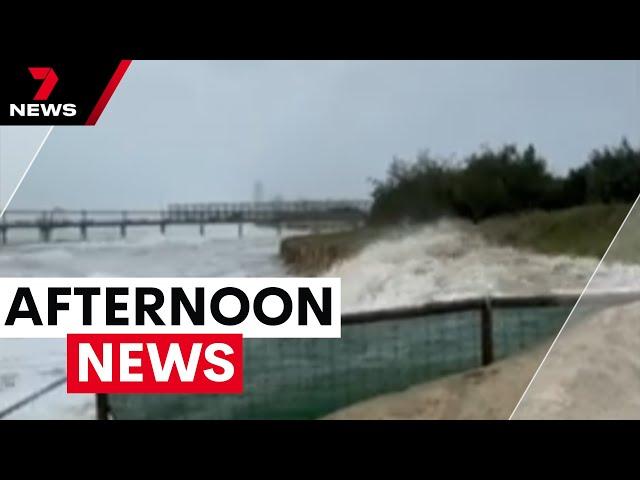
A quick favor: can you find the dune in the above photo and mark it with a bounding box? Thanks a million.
[513,300,640,419]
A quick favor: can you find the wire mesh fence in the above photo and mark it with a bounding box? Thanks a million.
[105,295,586,420]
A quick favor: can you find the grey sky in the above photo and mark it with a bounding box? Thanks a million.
[10,60,640,209]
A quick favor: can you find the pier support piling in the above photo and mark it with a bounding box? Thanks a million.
[120,211,127,238]
[80,210,88,240]
[39,226,51,243]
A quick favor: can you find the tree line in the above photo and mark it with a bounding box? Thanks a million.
[369,139,640,224]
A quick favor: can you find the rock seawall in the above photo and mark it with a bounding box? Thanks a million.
[280,229,375,275]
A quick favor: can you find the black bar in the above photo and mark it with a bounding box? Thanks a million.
[96,394,109,420]
[480,297,494,366]
[0,376,67,419]
[341,291,640,326]
[342,298,484,325]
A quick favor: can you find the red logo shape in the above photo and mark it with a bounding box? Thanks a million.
[28,67,59,101]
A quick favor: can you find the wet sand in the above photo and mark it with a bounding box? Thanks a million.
[325,342,549,420]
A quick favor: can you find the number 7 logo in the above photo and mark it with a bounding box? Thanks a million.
[28,67,59,101]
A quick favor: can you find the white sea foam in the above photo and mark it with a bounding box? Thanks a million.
[324,220,640,312]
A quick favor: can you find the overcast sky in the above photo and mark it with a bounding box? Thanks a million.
[9,60,640,209]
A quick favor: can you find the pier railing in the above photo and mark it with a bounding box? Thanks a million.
[0,203,368,243]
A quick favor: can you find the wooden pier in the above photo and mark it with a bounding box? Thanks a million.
[0,201,370,244]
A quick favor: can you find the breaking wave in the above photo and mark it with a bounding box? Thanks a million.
[324,220,640,313]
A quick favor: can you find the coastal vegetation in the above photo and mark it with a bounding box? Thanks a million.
[369,139,640,224]
[479,203,630,259]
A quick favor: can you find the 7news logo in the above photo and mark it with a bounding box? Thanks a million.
[9,66,77,117]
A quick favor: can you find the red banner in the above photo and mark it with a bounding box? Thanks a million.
[67,334,243,394]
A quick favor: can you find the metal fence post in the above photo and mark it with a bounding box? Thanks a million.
[96,393,109,420]
[480,297,494,366]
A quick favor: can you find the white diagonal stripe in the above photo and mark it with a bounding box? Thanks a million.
[0,126,54,218]
[509,192,640,419]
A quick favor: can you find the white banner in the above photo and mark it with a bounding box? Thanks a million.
[0,277,341,339]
